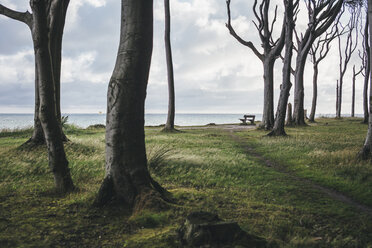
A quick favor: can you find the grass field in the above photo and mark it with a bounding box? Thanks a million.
[0,118,371,247]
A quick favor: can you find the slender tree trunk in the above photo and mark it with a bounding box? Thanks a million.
[286,102,293,126]
[31,0,74,192]
[364,16,370,124]
[96,0,168,210]
[268,0,294,136]
[337,78,343,118]
[336,80,339,116]
[309,63,318,122]
[352,66,356,117]
[363,64,370,123]
[261,59,275,130]
[163,0,176,132]
[359,0,372,159]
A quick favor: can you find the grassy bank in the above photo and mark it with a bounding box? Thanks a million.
[0,119,371,247]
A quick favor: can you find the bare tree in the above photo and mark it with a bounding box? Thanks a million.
[226,0,286,130]
[336,6,360,118]
[163,0,176,132]
[359,0,372,159]
[269,0,299,136]
[292,0,344,125]
[352,65,364,117]
[359,7,370,123]
[0,2,68,146]
[95,0,169,209]
[308,27,338,122]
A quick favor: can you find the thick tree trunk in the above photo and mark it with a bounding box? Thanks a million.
[31,0,74,192]
[293,53,308,126]
[268,0,294,136]
[309,64,318,122]
[261,60,275,130]
[25,59,45,145]
[163,0,176,132]
[360,0,372,159]
[96,0,168,209]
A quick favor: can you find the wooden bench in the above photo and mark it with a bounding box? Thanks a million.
[239,115,255,125]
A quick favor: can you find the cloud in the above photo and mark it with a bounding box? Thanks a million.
[0,0,366,116]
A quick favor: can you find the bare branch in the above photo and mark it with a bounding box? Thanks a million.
[226,0,264,60]
[0,4,33,28]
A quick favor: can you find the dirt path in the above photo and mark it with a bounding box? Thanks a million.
[227,129,372,217]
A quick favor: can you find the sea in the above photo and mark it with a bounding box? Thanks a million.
[0,113,263,130]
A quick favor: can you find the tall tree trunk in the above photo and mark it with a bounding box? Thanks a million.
[163,0,176,132]
[364,15,370,124]
[48,0,70,141]
[336,80,339,116]
[268,0,295,136]
[309,63,318,122]
[31,0,74,192]
[96,0,168,210]
[261,60,275,130]
[352,66,356,117]
[359,0,372,159]
[337,78,343,118]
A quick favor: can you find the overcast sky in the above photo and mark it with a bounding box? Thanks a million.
[0,0,366,115]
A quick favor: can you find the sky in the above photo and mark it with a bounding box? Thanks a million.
[0,0,366,115]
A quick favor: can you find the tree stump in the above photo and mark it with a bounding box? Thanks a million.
[178,212,266,247]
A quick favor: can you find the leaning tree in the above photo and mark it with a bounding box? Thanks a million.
[226,0,286,130]
[268,0,299,136]
[359,6,370,123]
[292,0,344,125]
[0,1,69,145]
[359,0,372,159]
[95,0,169,210]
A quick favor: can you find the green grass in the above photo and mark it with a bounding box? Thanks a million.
[0,119,372,247]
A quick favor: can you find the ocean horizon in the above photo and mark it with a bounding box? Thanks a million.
[0,113,261,130]
[0,113,363,130]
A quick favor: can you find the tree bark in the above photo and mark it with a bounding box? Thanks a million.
[359,0,372,159]
[337,78,343,118]
[96,0,168,209]
[163,0,176,132]
[286,102,293,126]
[31,0,74,192]
[352,67,355,117]
[293,52,307,125]
[309,63,318,122]
[25,59,45,145]
[262,60,275,130]
[268,0,295,136]
[364,15,370,124]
